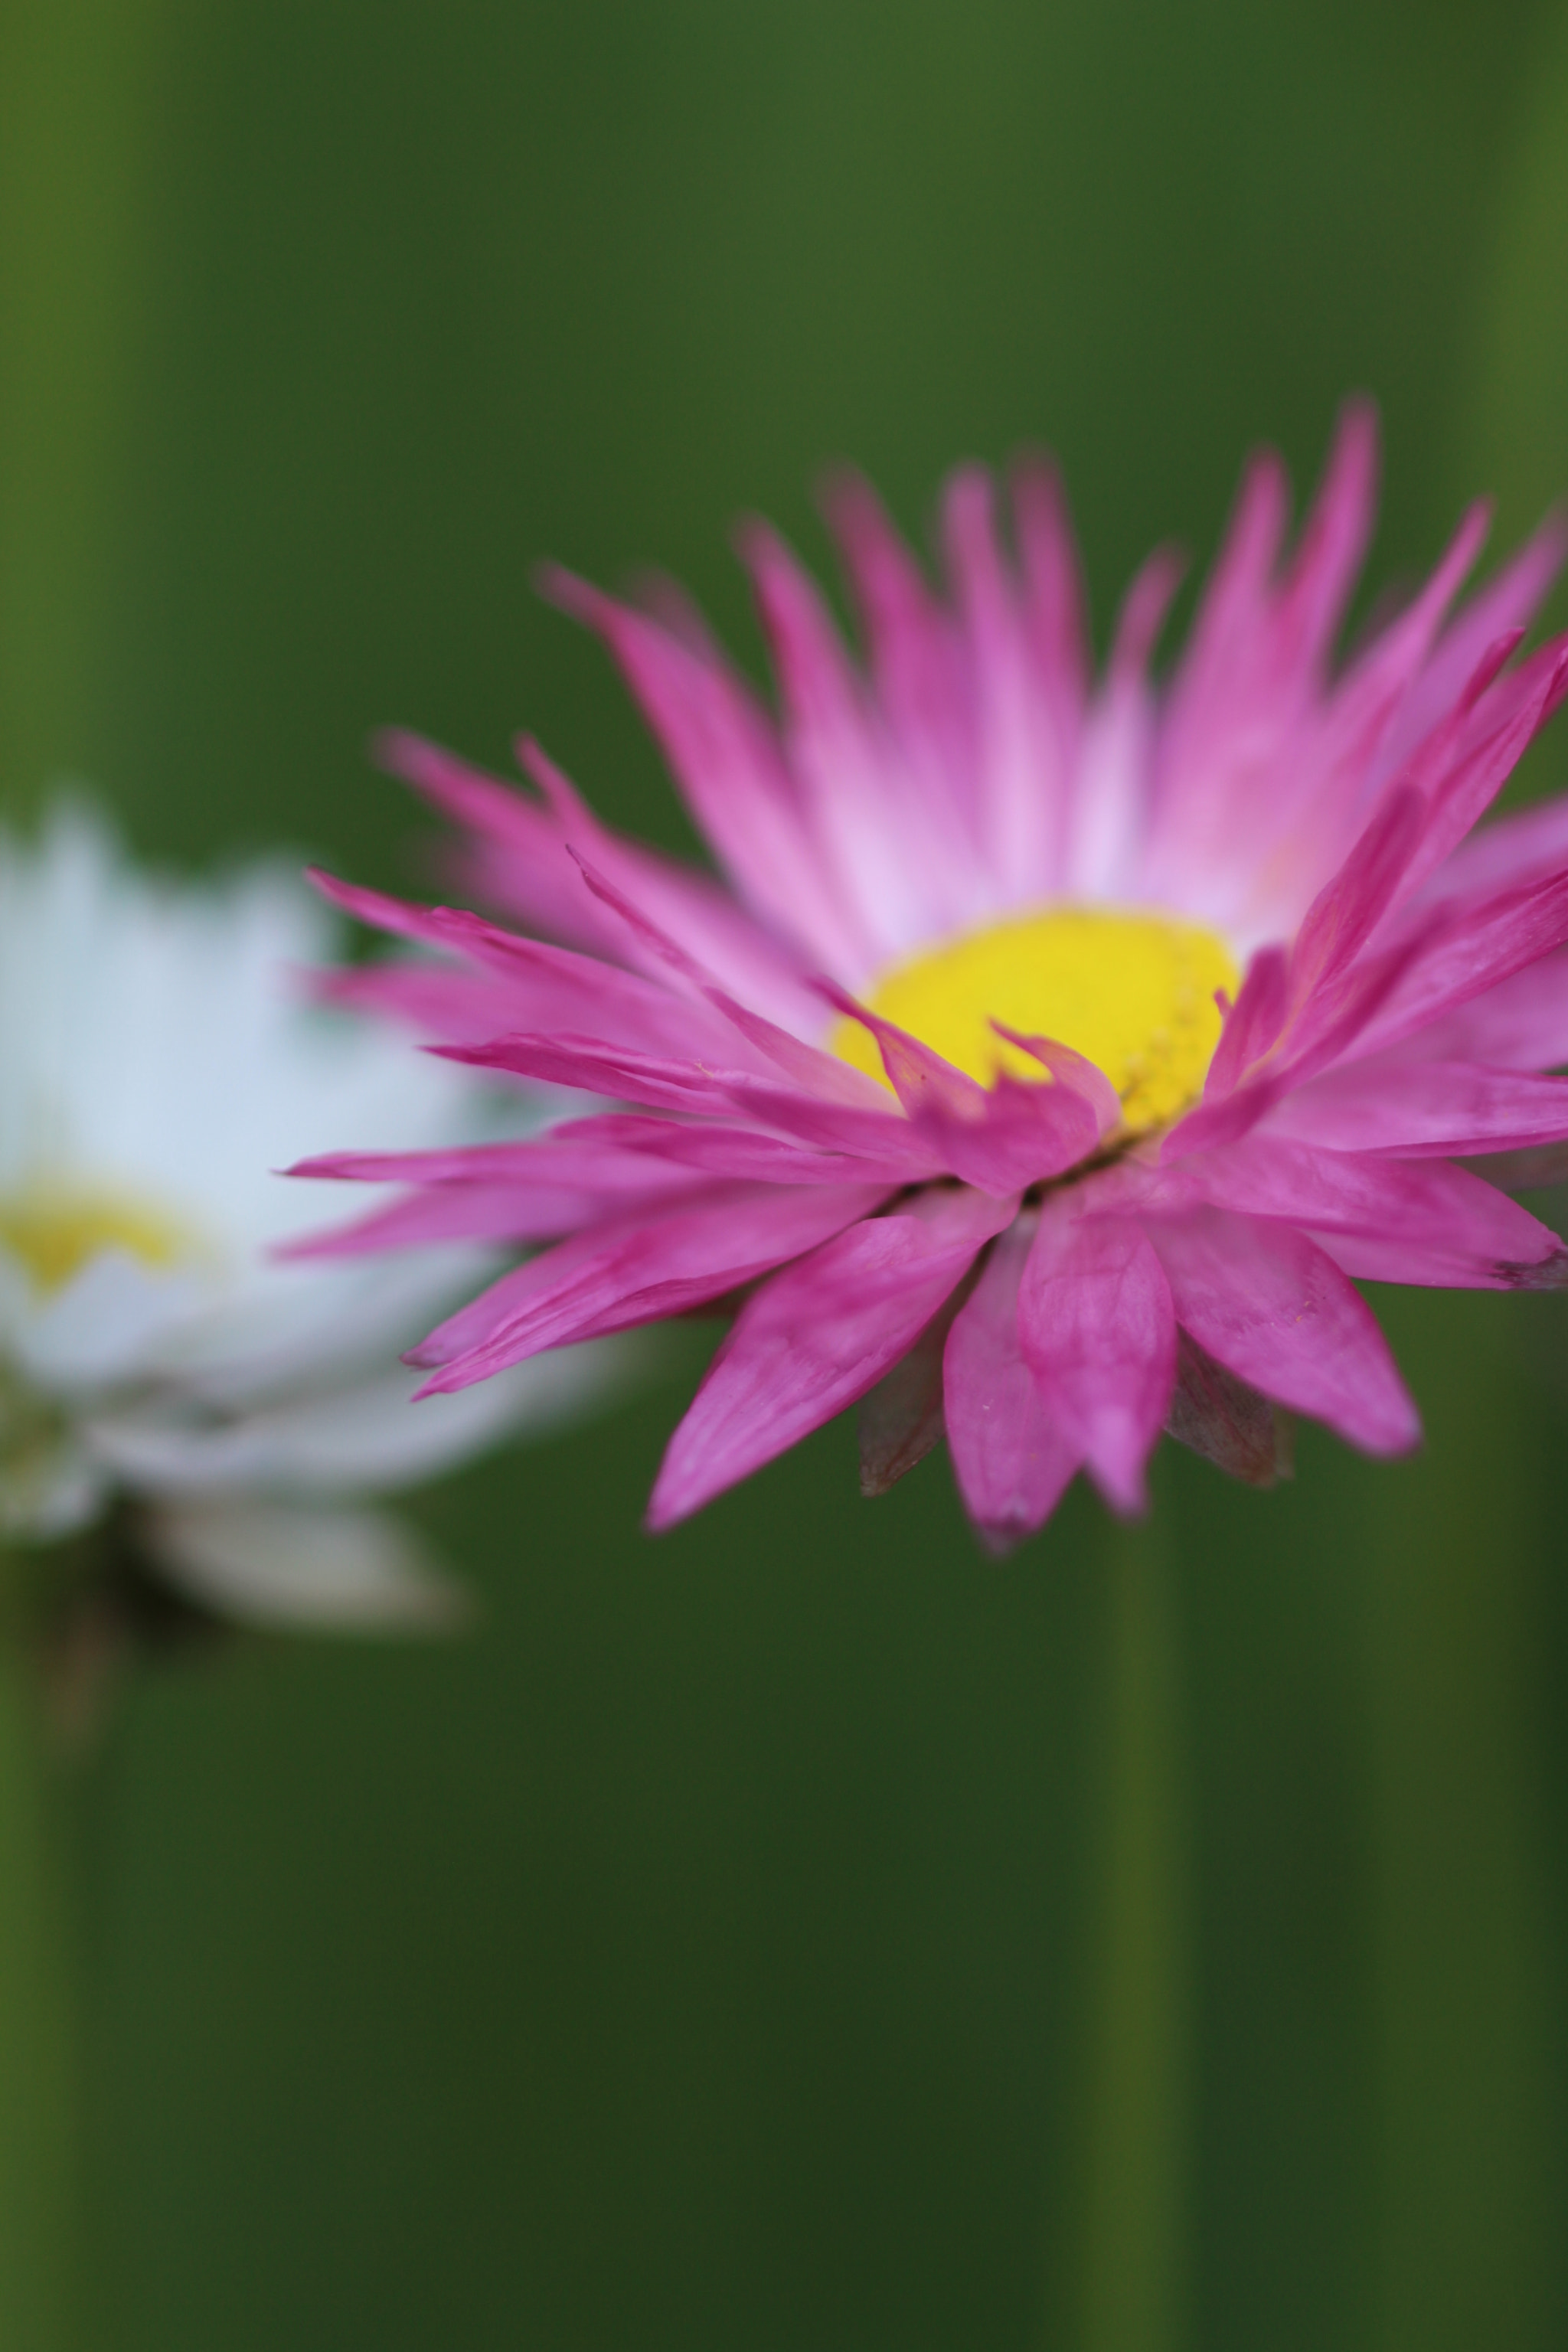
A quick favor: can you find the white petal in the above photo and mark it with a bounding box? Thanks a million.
[85,1335,635,1497]
[15,1251,208,1392]
[144,1498,466,1632]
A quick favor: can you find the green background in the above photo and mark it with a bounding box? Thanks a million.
[7,0,1568,2344]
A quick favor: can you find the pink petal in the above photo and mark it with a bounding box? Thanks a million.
[740,518,956,956]
[1348,865,1568,1060]
[1146,1207,1419,1455]
[1391,949,1568,1068]
[1201,944,1289,1104]
[436,1031,762,1117]
[290,1132,714,1191]
[714,1073,947,1171]
[1018,1204,1176,1514]
[314,959,534,1046]
[514,739,828,1033]
[1266,1060,1568,1156]
[413,1179,894,1389]
[1373,510,1567,781]
[1272,399,1380,676]
[1067,547,1181,897]
[1410,792,1568,917]
[941,466,1064,897]
[819,469,995,916]
[1286,786,1425,1007]
[1188,1135,1564,1284]
[1009,453,1090,721]
[309,868,749,1066]
[283,1181,621,1256]
[824,987,1102,1193]
[541,570,872,974]
[374,730,639,963]
[1380,637,1568,911]
[989,1024,1122,1134]
[646,1185,1017,1528]
[942,1212,1080,1551]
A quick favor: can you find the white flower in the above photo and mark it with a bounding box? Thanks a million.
[0,802,623,1631]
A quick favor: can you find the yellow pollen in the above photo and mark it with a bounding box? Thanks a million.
[831,906,1240,1135]
[0,1186,190,1296]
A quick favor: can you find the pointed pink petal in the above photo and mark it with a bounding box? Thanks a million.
[1348,865,1568,1059]
[818,469,995,913]
[1374,510,1567,779]
[1009,452,1090,719]
[989,1024,1122,1134]
[283,1181,623,1256]
[1202,945,1289,1103]
[740,518,953,956]
[822,986,1101,1192]
[1394,949,1568,1068]
[1266,1060,1568,1156]
[415,1180,894,1388]
[309,868,748,1065]
[1286,786,1425,1005]
[1067,547,1179,897]
[646,1186,1016,1527]
[290,1112,916,1216]
[552,1112,933,1188]
[942,1213,1080,1551]
[373,730,633,962]
[514,737,828,1032]
[941,466,1064,893]
[1410,791,1568,916]
[541,568,872,973]
[1272,400,1380,674]
[313,959,547,1046]
[1188,1135,1564,1284]
[1146,1207,1419,1455]
[1018,1204,1176,1514]
[700,983,892,1108]
[1382,637,1568,913]
[436,1032,763,1117]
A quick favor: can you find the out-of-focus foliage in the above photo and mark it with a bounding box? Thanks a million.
[1471,6,1568,554]
[3,2,1568,2349]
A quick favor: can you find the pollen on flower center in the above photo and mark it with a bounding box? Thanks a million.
[831,906,1240,1133]
[0,1186,191,1296]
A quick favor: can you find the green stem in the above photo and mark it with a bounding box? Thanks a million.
[1364,1297,1557,2350]
[0,5,170,2338]
[0,0,168,802]
[1076,1515,1194,2352]
[0,1638,80,2350]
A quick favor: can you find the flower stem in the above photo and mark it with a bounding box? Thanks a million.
[1364,1298,1557,2349]
[0,1639,80,2350]
[0,0,168,802]
[1074,1517,1194,2352]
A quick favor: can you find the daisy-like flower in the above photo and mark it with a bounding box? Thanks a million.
[0,803,621,1637]
[302,407,1568,1550]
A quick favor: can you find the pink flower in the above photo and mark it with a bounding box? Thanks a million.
[299,406,1568,1550]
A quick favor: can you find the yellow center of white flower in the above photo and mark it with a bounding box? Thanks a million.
[0,1186,190,1296]
[831,906,1240,1135]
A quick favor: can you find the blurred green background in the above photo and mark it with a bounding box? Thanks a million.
[6,0,1568,2344]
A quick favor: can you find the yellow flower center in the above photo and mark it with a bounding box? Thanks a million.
[0,1186,189,1296]
[831,906,1240,1135]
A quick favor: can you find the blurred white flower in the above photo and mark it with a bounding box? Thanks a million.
[0,802,623,1635]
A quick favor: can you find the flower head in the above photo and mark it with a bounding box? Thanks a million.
[1,804,622,1633]
[306,407,1568,1550]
